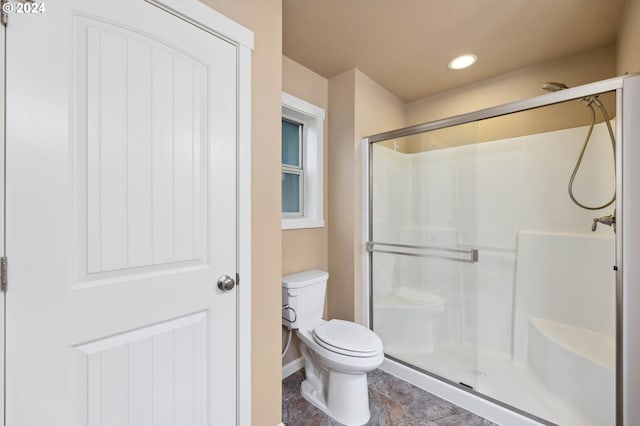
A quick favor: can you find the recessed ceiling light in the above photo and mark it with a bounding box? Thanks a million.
[448,54,477,70]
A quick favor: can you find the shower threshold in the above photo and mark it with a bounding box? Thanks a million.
[387,346,592,426]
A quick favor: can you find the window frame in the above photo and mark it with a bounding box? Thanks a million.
[281,92,325,230]
[281,117,304,218]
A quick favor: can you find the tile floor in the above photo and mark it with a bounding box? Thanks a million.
[282,369,496,426]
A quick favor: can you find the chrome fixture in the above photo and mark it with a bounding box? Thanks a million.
[592,211,616,232]
[281,304,297,325]
[217,274,236,291]
[542,82,616,211]
[541,82,568,92]
[366,241,479,263]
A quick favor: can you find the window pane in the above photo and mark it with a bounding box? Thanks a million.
[282,119,301,167]
[282,172,300,213]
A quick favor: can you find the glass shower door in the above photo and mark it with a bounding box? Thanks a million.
[369,124,480,389]
[367,90,618,426]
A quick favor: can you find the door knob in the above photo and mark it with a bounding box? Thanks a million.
[217,275,236,291]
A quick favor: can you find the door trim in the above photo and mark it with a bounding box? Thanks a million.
[0,12,5,426]
[144,0,254,50]
[237,40,253,426]
[137,2,253,425]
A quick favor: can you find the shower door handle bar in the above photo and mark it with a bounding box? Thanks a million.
[366,241,479,263]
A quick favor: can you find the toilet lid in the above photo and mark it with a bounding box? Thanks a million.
[313,320,382,355]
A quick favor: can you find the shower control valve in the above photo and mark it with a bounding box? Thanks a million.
[592,214,616,232]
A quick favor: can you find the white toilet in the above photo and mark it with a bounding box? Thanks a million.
[282,269,384,426]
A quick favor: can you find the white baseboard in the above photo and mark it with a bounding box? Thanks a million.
[282,356,304,379]
[277,423,285,426]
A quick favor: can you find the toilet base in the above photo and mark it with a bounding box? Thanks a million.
[300,344,372,426]
[301,373,371,426]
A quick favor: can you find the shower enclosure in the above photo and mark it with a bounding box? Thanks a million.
[362,75,640,426]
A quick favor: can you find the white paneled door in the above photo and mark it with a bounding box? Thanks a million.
[6,1,242,424]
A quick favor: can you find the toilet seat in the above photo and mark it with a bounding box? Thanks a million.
[312,319,382,358]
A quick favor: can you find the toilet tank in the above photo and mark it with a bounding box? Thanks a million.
[282,269,329,330]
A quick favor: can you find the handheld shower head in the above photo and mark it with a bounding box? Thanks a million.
[542,82,569,92]
[543,80,617,212]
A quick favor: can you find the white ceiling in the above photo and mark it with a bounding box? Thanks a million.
[283,0,626,102]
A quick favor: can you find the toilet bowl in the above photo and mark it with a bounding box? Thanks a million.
[298,320,383,426]
[282,270,384,426]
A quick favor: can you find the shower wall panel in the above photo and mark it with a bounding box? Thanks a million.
[373,120,615,359]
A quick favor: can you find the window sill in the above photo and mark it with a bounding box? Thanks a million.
[282,218,325,230]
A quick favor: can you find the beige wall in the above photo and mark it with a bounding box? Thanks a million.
[406,45,616,125]
[281,56,329,366]
[327,70,357,321]
[281,57,329,277]
[352,71,407,322]
[327,69,406,323]
[199,1,282,425]
[617,0,640,75]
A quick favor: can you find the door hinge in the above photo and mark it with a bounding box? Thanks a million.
[1,1,8,27]
[235,272,240,287]
[1,256,7,292]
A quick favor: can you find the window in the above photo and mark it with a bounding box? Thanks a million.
[281,92,325,229]
[282,119,303,215]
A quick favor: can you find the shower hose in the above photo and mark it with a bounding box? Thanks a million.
[568,96,617,210]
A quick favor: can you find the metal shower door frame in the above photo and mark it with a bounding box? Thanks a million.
[361,74,640,426]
